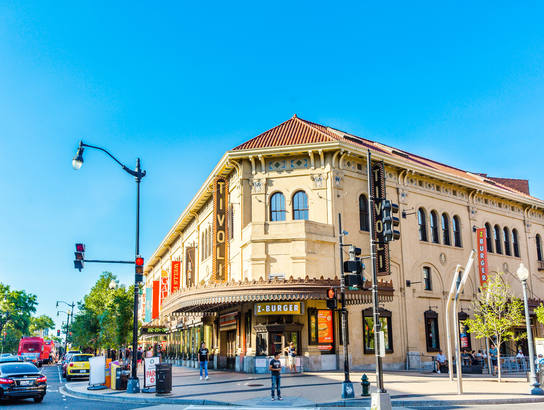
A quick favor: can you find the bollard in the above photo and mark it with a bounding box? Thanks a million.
[361,374,370,397]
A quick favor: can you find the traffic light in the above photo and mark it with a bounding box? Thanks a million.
[74,243,85,271]
[326,287,337,309]
[57,330,60,337]
[381,200,400,242]
[344,246,365,289]
[135,255,144,283]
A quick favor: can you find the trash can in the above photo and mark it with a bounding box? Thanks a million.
[155,363,172,395]
[112,364,128,390]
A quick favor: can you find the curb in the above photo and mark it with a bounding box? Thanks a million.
[63,383,544,408]
[61,384,238,406]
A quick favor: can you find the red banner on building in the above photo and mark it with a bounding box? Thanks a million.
[476,228,489,287]
[171,261,181,293]
[152,280,159,319]
[160,271,169,307]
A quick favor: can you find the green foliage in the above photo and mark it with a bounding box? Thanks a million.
[29,315,55,335]
[463,272,525,382]
[70,272,135,351]
[535,303,544,327]
[0,283,38,338]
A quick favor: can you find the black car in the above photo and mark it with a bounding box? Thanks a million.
[0,362,46,403]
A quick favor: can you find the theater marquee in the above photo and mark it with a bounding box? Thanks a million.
[213,177,229,282]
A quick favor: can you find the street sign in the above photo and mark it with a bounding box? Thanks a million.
[144,356,160,388]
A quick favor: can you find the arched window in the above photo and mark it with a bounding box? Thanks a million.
[453,215,462,247]
[359,194,370,231]
[430,211,440,244]
[292,191,309,220]
[270,192,286,221]
[418,208,428,242]
[512,229,520,257]
[537,234,543,262]
[441,213,451,246]
[494,225,502,254]
[485,223,493,253]
[503,227,511,256]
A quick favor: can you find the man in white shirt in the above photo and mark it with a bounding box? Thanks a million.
[435,350,447,374]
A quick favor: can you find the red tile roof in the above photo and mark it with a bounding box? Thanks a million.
[232,115,535,199]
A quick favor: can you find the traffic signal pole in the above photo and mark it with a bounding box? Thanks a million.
[338,213,354,398]
[367,149,385,394]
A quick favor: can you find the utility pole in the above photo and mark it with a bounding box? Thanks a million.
[338,214,354,399]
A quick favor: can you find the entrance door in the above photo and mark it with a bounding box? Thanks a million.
[226,330,236,369]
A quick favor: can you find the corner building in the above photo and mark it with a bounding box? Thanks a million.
[143,115,544,372]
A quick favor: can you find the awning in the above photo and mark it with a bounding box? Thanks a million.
[161,277,394,317]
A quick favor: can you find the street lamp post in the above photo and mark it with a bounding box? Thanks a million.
[57,310,72,354]
[72,141,146,393]
[516,263,544,395]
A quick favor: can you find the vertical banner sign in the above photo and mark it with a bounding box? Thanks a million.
[160,270,169,307]
[476,228,489,287]
[152,280,159,319]
[171,261,181,293]
[213,177,229,282]
[145,287,152,323]
[371,161,390,275]
[185,247,195,287]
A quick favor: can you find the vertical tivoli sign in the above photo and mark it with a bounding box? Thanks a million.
[213,177,229,282]
[371,161,390,276]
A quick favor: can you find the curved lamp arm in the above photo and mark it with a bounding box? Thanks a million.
[75,141,146,180]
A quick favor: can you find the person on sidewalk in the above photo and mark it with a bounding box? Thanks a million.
[434,350,447,373]
[198,342,209,381]
[284,341,297,373]
[269,352,283,401]
[489,344,498,375]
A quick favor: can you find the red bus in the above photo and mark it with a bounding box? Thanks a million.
[18,336,45,367]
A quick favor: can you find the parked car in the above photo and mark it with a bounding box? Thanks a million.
[0,355,24,364]
[65,354,92,381]
[0,361,46,403]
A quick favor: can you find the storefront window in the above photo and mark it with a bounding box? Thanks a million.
[308,308,318,345]
[424,310,440,352]
[256,332,268,356]
[245,310,252,347]
[362,308,393,354]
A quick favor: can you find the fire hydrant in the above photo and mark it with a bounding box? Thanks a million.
[361,374,370,396]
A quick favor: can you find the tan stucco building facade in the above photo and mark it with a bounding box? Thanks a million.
[142,115,544,372]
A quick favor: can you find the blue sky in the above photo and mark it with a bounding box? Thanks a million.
[1,1,543,332]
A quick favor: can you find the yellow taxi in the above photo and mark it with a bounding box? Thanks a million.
[66,354,93,381]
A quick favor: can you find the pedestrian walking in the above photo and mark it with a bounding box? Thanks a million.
[269,352,282,401]
[198,342,209,381]
[284,341,297,373]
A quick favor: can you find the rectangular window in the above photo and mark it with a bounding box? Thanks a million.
[256,332,267,356]
[362,309,393,354]
[245,310,252,348]
[423,267,432,291]
[425,313,440,352]
[308,308,318,345]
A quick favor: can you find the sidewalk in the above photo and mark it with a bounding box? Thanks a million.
[63,366,544,407]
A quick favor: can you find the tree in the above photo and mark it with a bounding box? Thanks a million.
[70,272,135,352]
[0,283,37,337]
[30,315,55,335]
[464,273,525,382]
[535,303,544,327]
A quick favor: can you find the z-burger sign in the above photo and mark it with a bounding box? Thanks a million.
[213,177,229,282]
[254,302,303,316]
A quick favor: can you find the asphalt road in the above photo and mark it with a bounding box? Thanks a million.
[0,364,146,409]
